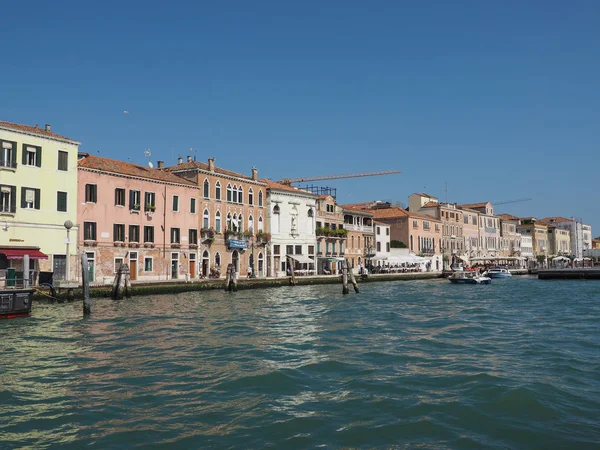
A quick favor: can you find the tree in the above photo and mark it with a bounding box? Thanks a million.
[390,240,407,248]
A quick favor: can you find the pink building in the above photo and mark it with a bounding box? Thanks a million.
[77,155,200,282]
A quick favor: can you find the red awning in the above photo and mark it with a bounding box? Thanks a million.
[0,248,48,260]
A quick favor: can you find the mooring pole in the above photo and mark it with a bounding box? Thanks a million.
[348,259,360,293]
[287,256,296,286]
[342,259,350,294]
[82,252,91,315]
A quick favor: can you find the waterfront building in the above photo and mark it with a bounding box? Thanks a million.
[546,225,571,256]
[314,194,347,274]
[592,239,600,249]
[408,192,438,215]
[170,157,267,277]
[461,208,482,260]
[77,155,200,282]
[459,202,502,259]
[341,205,375,271]
[520,235,534,260]
[538,217,591,259]
[341,201,443,271]
[498,213,522,258]
[373,221,391,268]
[0,121,80,282]
[264,180,316,277]
[517,218,548,258]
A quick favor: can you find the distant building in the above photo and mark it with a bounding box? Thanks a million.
[538,217,591,259]
[459,202,501,258]
[373,221,391,267]
[498,213,522,257]
[518,218,548,257]
[315,194,347,275]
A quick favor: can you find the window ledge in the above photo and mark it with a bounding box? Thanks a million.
[0,212,15,217]
[130,210,140,214]
[0,166,17,172]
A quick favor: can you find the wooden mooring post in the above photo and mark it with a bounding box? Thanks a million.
[348,259,360,293]
[225,264,238,292]
[287,256,297,286]
[111,263,131,300]
[82,253,92,315]
[341,259,350,294]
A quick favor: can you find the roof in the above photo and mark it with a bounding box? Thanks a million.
[263,179,314,196]
[169,160,263,183]
[538,216,572,224]
[78,155,198,186]
[340,204,374,216]
[0,120,79,144]
[498,213,520,221]
[421,201,440,208]
[459,202,490,209]
[341,203,441,222]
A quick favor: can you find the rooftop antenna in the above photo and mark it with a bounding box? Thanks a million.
[189,147,197,161]
[144,149,153,168]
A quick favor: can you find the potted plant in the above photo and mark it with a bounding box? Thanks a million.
[145,204,156,213]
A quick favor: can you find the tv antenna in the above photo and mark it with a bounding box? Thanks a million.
[144,149,152,167]
[189,147,197,161]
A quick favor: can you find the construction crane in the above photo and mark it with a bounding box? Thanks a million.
[279,170,401,185]
[492,198,532,206]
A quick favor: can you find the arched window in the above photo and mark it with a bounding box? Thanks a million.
[227,213,232,231]
[238,187,243,204]
[248,215,254,233]
[203,179,209,198]
[203,209,210,229]
[215,181,221,200]
[232,185,238,204]
[227,184,232,202]
[215,252,221,268]
[308,208,313,218]
[257,252,264,277]
[258,216,264,232]
[273,205,280,214]
[307,208,314,234]
[232,213,239,232]
[248,188,254,205]
[258,190,263,207]
[238,214,243,232]
[215,211,221,233]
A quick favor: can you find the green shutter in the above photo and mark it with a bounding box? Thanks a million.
[34,189,41,210]
[113,224,118,241]
[36,147,42,167]
[22,145,27,165]
[10,186,16,212]
[21,187,26,208]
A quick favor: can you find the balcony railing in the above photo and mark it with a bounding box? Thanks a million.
[420,248,435,255]
[0,205,16,214]
[0,159,17,169]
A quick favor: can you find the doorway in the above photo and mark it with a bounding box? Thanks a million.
[258,252,264,277]
[189,253,196,278]
[129,252,138,281]
[202,250,209,278]
[171,252,179,279]
[53,255,66,280]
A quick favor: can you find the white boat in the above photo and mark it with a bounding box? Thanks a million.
[484,268,512,279]
[448,271,492,284]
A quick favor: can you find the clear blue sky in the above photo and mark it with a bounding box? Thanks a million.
[2,1,599,232]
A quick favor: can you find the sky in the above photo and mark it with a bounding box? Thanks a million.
[2,1,599,232]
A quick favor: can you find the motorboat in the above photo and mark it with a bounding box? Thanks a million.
[448,271,492,284]
[484,267,512,279]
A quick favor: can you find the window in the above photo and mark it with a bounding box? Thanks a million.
[273,205,280,214]
[215,181,221,200]
[413,220,418,229]
[85,184,97,203]
[423,221,430,230]
[295,245,302,254]
[83,222,97,240]
[232,185,238,203]
[144,257,153,272]
[326,204,334,213]
[258,216,264,232]
[1,140,16,169]
[308,245,315,255]
[203,209,210,229]
[58,151,68,171]
[377,226,380,235]
[172,195,179,212]
[129,225,140,242]
[248,188,254,205]
[190,197,196,214]
[144,192,155,211]
[114,257,124,273]
[386,242,390,252]
[238,187,243,204]
[215,211,221,233]
[308,208,314,218]
[22,144,41,167]
[248,215,254,233]
[144,226,154,243]
[129,190,141,210]
[377,242,381,252]
[227,184,232,202]
[57,191,67,212]
[21,187,40,210]
[386,228,389,236]
[286,245,293,255]
[203,179,209,198]
[258,190,263,207]
[171,227,180,244]
[189,229,198,245]
[113,224,125,242]
[115,188,125,206]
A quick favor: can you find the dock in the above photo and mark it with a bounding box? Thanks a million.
[538,269,600,280]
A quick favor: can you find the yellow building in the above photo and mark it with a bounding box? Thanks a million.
[0,121,80,283]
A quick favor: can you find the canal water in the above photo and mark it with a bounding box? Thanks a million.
[1,277,599,449]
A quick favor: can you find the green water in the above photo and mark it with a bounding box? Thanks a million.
[1,277,599,449]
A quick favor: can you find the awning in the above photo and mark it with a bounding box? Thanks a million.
[0,248,48,260]
[288,254,315,264]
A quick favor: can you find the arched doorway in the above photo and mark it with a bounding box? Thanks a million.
[232,250,239,274]
[202,250,209,278]
[258,252,264,277]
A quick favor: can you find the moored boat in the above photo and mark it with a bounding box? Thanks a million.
[448,271,492,284]
[484,267,512,279]
[0,289,34,319]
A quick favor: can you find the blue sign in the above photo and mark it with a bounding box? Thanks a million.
[228,239,248,250]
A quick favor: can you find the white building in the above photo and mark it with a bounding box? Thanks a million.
[372,221,391,268]
[265,180,317,277]
[539,217,592,259]
[520,235,533,260]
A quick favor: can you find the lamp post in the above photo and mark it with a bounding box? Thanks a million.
[64,220,73,281]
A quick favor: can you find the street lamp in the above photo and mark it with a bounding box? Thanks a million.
[64,220,73,281]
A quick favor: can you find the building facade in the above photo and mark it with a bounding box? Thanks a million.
[315,194,347,274]
[517,218,548,258]
[77,155,200,282]
[342,206,375,271]
[547,225,571,256]
[170,157,267,277]
[265,180,316,277]
[373,221,391,266]
[498,213,522,258]
[538,217,591,259]
[459,202,501,258]
[1,121,80,282]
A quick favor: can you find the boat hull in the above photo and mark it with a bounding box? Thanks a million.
[488,273,512,279]
[449,277,492,284]
[0,289,34,319]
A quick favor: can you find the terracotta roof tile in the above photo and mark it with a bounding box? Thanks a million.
[0,120,79,143]
[459,202,490,209]
[169,160,264,183]
[538,216,572,224]
[78,155,198,186]
[498,213,520,221]
[263,179,315,196]
[421,201,439,208]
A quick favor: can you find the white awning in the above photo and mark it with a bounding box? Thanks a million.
[288,254,315,264]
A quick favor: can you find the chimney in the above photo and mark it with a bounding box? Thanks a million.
[157,160,164,169]
[45,124,51,132]
[178,155,183,164]
[251,167,258,181]
[208,157,215,172]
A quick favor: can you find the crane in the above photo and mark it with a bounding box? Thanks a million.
[279,170,401,185]
[492,198,532,206]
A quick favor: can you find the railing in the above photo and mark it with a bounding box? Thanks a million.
[420,248,435,255]
[0,159,17,169]
[344,223,373,233]
[0,205,16,214]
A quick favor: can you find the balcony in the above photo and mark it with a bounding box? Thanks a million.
[0,159,17,170]
[420,248,435,255]
[344,223,373,233]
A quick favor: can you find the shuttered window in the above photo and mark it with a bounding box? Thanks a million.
[58,151,68,171]
[20,187,41,210]
[22,144,42,167]
[57,191,67,212]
